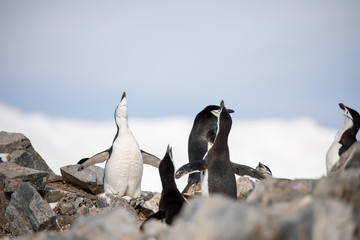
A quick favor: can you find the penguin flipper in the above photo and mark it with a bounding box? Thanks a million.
[141,150,161,168]
[77,149,110,171]
[175,160,207,179]
[231,162,265,180]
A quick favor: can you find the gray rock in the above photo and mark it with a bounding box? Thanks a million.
[53,193,95,231]
[247,177,317,205]
[5,182,58,235]
[278,197,356,240]
[95,193,140,222]
[0,162,49,192]
[0,132,57,179]
[313,169,360,204]
[168,195,277,240]
[236,176,256,200]
[0,191,11,237]
[68,208,140,239]
[60,164,104,194]
[140,192,160,216]
[10,208,141,240]
[332,141,360,173]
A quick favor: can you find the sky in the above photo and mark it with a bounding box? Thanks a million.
[0,1,359,128]
[0,1,359,193]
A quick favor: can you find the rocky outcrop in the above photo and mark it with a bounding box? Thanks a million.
[0,131,59,181]
[0,131,359,240]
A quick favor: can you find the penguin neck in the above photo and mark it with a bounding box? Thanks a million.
[160,173,177,190]
[116,117,129,130]
[336,117,355,141]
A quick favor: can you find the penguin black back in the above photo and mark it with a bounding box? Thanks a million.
[338,103,360,155]
[206,100,237,199]
[185,105,234,193]
[140,145,185,230]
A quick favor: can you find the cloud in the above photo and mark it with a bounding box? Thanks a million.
[0,102,336,193]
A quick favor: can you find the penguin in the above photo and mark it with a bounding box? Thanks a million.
[326,103,360,174]
[183,105,234,193]
[140,145,185,230]
[78,92,159,198]
[255,162,272,176]
[177,100,237,199]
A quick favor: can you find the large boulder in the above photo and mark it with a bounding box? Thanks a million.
[5,182,58,235]
[247,177,317,205]
[0,132,58,180]
[0,162,49,192]
[60,164,104,195]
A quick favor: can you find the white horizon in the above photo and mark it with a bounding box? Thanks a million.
[0,102,336,193]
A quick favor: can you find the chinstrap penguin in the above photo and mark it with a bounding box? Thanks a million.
[78,92,160,198]
[255,162,272,176]
[176,100,237,199]
[326,103,360,174]
[140,145,185,230]
[177,111,264,197]
[184,105,234,193]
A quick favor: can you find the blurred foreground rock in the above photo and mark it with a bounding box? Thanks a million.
[332,141,360,173]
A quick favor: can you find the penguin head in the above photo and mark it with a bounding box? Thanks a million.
[159,145,175,179]
[216,100,232,136]
[339,103,360,124]
[196,105,234,122]
[256,162,272,176]
[115,92,128,121]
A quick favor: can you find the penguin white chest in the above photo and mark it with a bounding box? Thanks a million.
[326,119,353,174]
[104,131,143,197]
[201,170,209,197]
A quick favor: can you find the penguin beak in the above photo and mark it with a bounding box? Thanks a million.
[339,103,345,111]
[119,92,127,107]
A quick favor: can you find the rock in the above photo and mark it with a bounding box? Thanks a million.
[0,162,49,192]
[67,207,141,240]
[183,182,202,199]
[5,182,58,235]
[54,193,95,231]
[332,141,360,173]
[140,192,161,216]
[168,195,277,240]
[0,191,11,237]
[247,177,317,205]
[278,197,356,240]
[0,132,57,180]
[95,193,140,223]
[236,176,256,200]
[313,169,360,204]
[60,164,104,195]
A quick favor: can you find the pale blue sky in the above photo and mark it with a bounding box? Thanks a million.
[1,1,359,128]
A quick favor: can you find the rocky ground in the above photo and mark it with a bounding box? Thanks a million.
[0,131,359,240]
